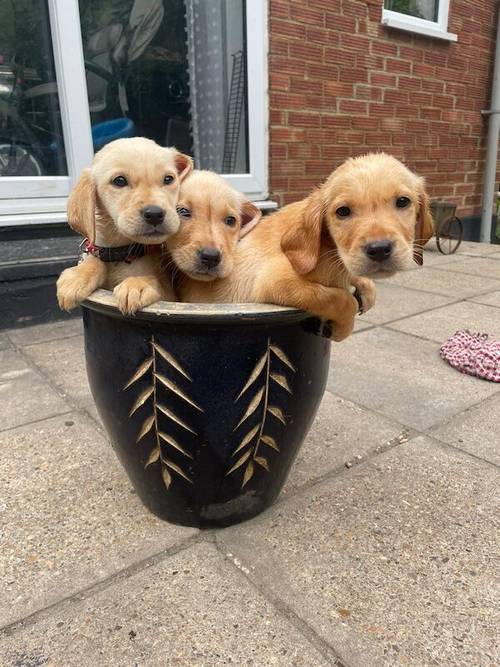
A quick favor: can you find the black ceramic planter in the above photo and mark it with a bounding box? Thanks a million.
[82,290,331,527]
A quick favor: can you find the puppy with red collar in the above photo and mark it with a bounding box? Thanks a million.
[57,137,192,314]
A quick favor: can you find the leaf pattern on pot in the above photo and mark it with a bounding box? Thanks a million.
[125,336,197,490]
[227,338,296,488]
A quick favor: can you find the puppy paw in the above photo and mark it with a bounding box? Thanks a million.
[56,267,93,311]
[113,278,162,315]
[328,293,358,342]
[353,277,376,314]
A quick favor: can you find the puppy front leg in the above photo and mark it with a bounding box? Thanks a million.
[113,275,174,315]
[57,255,106,311]
[257,275,358,342]
[350,276,376,314]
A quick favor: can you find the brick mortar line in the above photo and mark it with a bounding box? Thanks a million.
[213,538,351,667]
[0,531,207,637]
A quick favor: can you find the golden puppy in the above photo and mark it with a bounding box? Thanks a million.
[57,137,192,314]
[177,153,434,340]
[166,170,262,282]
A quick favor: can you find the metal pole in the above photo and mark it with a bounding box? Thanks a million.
[480,7,500,243]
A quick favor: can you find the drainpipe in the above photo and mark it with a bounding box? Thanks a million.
[480,7,500,243]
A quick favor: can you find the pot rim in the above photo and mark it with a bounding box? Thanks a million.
[83,289,308,325]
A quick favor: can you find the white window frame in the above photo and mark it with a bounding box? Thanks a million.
[0,0,269,227]
[382,0,457,42]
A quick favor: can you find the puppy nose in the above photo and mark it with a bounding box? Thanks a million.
[198,247,221,269]
[364,240,393,263]
[141,205,165,226]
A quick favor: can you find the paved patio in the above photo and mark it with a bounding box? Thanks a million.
[0,240,499,667]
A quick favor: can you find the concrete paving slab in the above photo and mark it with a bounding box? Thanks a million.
[353,317,373,332]
[220,438,500,667]
[383,267,500,298]
[450,240,500,256]
[468,290,500,308]
[363,282,454,325]
[7,317,83,347]
[0,333,11,351]
[0,542,334,667]
[435,257,500,281]
[285,391,407,493]
[430,394,500,466]
[0,353,68,430]
[22,335,92,408]
[326,328,499,430]
[388,300,500,342]
[0,413,197,628]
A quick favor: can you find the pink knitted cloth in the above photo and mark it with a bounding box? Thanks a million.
[440,330,500,382]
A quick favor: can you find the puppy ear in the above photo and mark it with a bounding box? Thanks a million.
[239,201,262,238]
[414,186,434,266]
[174,152,193,181]
[281,189,324,275]
[67,169,96,241]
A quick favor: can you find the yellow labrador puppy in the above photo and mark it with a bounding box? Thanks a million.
[57,137,192,314]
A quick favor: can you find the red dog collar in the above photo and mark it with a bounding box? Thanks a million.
[81,239,162,264]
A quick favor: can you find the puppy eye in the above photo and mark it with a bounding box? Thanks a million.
[112,175,128,187]
[396,196,411,208]
[177,207,191,218]
[164,175,175,185]
[336,206,351,218]
[224,216,236,227]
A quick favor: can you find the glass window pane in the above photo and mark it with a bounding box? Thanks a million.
[384,0,439,22]
[78,0,248,173]
[0,0,67,176]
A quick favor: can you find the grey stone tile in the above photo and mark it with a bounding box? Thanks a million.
[388,300,500,342]
[0,355,68,430]
[7,317,83,347]
[430,394,500,466]
[469,290,500,309]
[22,335,92,408]
[326,328,499,430]
[0,413,197,627]
[363,282,454,325]
[435,256,500,281]
[452,240,500,256]
[0,334,11,351]
[220,438,500,667]
[0,349,32,383]
[383,266,500,298]
[353,317,373,332]
[1,543,333,667]
[285,391,407,494]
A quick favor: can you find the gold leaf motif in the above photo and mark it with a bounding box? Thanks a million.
[158,431,193,459]
[162,466,172,489]
[242,460,255,487]
[236,352,268,401]
[226,448,252,476]
[267,405,286,425]
[260,434,280,451]
[136,415,155,442]
[128,386,154,416]
[152,342,192,381]
[254,455,270,472]
[157,404,197,434]
[232,424,260,456]
[270,373,292,394]
[164,458,193,483]
[270,345,296,371]
[123,358,153,390]
[234,387,265,431]
[155,373,203,412]
[145,447,160,468]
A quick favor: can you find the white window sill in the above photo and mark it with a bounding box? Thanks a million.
[382,11,457,42]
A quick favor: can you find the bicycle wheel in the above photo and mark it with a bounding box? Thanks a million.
[436,216,464,254]
[0,143,43,176]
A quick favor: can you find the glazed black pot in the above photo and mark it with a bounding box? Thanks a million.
[82,290,331,527]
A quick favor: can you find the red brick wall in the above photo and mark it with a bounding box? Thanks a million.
[268,0,498,217]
